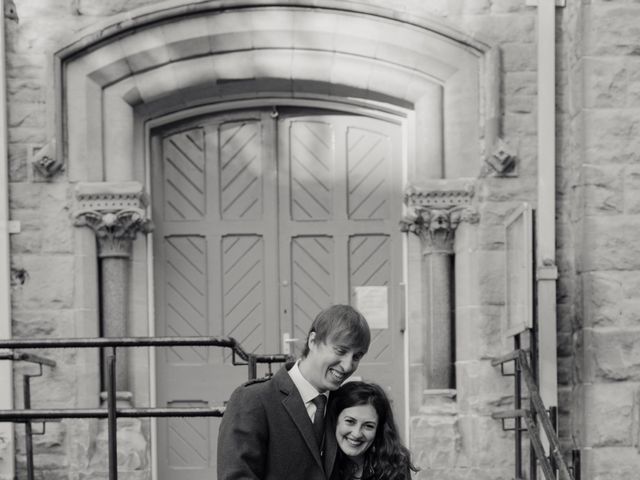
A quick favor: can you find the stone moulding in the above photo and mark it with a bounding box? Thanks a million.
[51,0,500,183]
[404,179,476,209]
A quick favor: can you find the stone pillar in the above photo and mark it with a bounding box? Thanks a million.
[401,180,477,390]
[73,182,152,398]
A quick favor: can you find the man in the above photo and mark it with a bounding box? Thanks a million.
[217,304,371,480]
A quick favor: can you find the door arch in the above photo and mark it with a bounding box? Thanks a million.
[151,105,405,480]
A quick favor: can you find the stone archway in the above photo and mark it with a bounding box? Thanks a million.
[54,1,498,476]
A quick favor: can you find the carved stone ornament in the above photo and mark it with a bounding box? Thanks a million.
[32,139,63,179]
[400,180,478,253]
[74,182,153,258]
[485,137,517,176]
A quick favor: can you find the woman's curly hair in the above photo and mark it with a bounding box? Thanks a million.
[327,381,418,480]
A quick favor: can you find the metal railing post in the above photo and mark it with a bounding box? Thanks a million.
[248,355,257,380]
[23,372,34,480]
[514,337,522,480]
[107,347,118,480]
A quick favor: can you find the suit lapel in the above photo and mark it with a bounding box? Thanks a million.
[275,366,324,471]
[323,416,337,477]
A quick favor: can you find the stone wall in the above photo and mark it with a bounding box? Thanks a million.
[563,1,640,478]
[5,0,631,479]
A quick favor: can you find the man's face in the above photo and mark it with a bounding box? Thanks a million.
[301,332,366,392]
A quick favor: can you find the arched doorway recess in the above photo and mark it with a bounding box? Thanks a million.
[55,1,498,478]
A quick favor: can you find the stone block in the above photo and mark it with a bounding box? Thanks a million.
[501,43,537,73]
[584,327,640,381]
[502,112,536,137]
[206,13,253,52]
[455,361,512,415]
[161,17,210,61]
[8,126,46,145]
[628,59,640,108]
[503,71,537,114]
[455,306,506,362]
[330,54,373,93]
[455,249,505,308]
[623,165,640,214]
[491,0,528,13]
[583,58,628,109]
[457,14,535,44]
[12,309,75,338]
[8,102,45,130]
[584,110,640,165]
[76,0,131,16]
[291,50,333,84]
[583,271,640,328]
[582,446,640,480]
[580,164,624,215]
[581,215,640,271]
[411,410,463,468]
[584,5,640,56]
[10,254,74,310]
[582,382,637,447]
[132,65,177,104]
[457,414,513,468]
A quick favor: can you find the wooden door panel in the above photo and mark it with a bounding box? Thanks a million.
[164,235,208,363]
[349,234,391,363]
[291,236,335,340]
[163,128,206,221]
[347,127,391,220]
[221,234,266,359]
[219,121,263,220]
[167,414,209,468]
[289,121,334,220]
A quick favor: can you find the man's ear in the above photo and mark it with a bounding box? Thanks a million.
[307,331,316,351]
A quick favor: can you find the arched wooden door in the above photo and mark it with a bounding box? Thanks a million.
[151,107,405,480]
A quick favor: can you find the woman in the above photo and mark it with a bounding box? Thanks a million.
[327,381,418,480]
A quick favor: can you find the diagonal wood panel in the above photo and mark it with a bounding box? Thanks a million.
[291,236,334,340]
[167,411,209,468]
[219,121,263,220]
[347,127,391,220]
[290,121,334,220]
[164,236,208,363]
[350,235,390,362]
[163,128,206,221]
[222,235,265,359]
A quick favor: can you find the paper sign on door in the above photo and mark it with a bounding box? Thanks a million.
[354,286,388,329]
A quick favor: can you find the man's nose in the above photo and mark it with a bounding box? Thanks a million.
[340,355,354,372]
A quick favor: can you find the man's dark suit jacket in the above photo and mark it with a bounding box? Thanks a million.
[217,363,337,480]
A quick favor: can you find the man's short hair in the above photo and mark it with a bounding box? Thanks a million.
[301,304,371,357]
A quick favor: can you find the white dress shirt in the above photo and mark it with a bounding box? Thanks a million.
[288,360,328,421]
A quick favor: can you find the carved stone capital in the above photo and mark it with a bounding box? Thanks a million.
[400,180,478,253]
[74,182,153,258]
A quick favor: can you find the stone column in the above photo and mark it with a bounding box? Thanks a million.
[401,181,477,390]
[74,182,152,398]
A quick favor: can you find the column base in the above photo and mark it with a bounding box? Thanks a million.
[99,390,133,408]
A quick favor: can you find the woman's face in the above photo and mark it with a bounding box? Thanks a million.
[335,404,378,458]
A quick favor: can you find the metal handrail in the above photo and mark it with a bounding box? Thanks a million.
[0,335,292,480]
[492,348,578,480]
